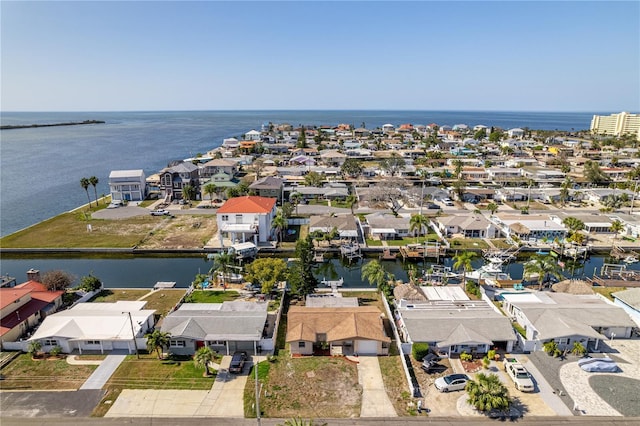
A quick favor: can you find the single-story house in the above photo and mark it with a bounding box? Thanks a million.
[611,288,640,328]
[161,301,270,356]
[27,301,155,354]
[309,215,359,240]
[501,292,636,352]
[432,214,498,238]
[365,213,411,240]
[395,300,516,356]
[492,214,567,243]
[287,306,391,356]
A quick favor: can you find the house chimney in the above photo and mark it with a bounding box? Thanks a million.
[27,269,41,282]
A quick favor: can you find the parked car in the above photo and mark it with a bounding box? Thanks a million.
[421,353,441,372]
[107,200,123,209]
[229,351,247,374]
[503,357,535,392]
[434,373,470,392]
[150,209,170,216]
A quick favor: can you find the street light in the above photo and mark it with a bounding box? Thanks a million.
[123,311,140,359]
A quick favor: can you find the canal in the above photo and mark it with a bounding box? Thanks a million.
[2,252,639,289]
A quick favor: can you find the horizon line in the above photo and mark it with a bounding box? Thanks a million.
[1,108,628,114]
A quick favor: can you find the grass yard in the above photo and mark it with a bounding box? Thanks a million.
[340,291,383,312]
[366,239,383,247]
[593,286,627,301]
[184,290,240,303]
[449,238,489,249]
[90,289,151,302]
[385,236,440,246]
[139,289,187,316]
[244,353,361,418]
[378,351,413,416]
[0,353,98,390]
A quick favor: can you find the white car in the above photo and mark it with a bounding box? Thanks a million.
[107,201,123,209]
[150,209,170,216]
[434,373,470,392]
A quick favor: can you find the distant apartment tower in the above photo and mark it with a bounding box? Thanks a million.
[590,112,640,140]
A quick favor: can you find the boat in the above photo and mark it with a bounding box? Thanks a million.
[421,265,459,285]
[321,277,344,289]
[466,258,511,282]
[622,255,638,264]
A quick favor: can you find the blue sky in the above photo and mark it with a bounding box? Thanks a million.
[2,1,639,112]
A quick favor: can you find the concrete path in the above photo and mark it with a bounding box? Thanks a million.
[105,355,249,418]
[357,356,397,417]
[66,355,103,366]
[79,350,128,390]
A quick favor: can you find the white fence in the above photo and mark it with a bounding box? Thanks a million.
[2,340,27,352]
[382,295,419,397]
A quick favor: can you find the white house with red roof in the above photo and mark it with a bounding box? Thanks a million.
[216,196,277,245]
[0,269,64,348]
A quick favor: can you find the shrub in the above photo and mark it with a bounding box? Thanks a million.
[412,342,430,361]
[27,340,41,357]
[49,346,63,357]
[487,349,496,360]
[482,356,491,369]
[543,341,558,356]
[571,342,587,356]
[460,351,473,362]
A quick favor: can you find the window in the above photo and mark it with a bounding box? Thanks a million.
[221,215,229,221]
[208,341,224,346]
[170,340,186,348]
[236,214,243,224]
[298,342,306,348]
[44,339,58,346]
[86,340,100,345]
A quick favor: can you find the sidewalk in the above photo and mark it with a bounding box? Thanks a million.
[79,350,128,390]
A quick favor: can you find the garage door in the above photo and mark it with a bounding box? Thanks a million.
[229,341,256,355]
[356,340,378,355]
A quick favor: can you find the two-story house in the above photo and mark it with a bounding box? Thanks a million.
[200,159,238,178]
[159,161,200,201]
[108,170,147,202]
[249,176,284,203]
[216,196,277,245]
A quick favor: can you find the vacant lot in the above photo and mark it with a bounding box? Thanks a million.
[379,350,413,416]
[139,289,187,316]
[0,211,218,250]
[248,354,361,418]
[90,289,151,302]
[0,354,97,390]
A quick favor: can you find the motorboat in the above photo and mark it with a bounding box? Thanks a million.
[622,255,638,264]
[466,258,511,282]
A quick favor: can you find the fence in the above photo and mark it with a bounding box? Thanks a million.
[381,295,420,398]
[268,288,287,355]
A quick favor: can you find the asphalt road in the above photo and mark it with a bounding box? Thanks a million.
[0,390,103,418]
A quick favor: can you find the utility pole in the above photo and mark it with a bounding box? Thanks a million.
[123,311,140,359]
[630,180,638,214]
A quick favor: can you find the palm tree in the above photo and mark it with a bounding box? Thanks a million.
[453,251,476,287]
[145,329,170,359]
[290,192,302,215]
[271,210,289,243]
[346,194,357,215]
[210,251,235,286]
[409,214,429,240]
[89,176,99,205]
[610,219,624,241]
[80,177,92,208]
[194,346,215,376]
[182,184,196,203]
[523,254,564,290]
[465,373,511,413]
[203,183,217,205]
[487,202,499,215]
[361,259,392,294]
[27,340,42,358]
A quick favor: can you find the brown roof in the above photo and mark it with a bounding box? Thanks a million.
[552,280,594,295]
[286,307,390,343]
[509,223,530,234]
[393,284,427,301]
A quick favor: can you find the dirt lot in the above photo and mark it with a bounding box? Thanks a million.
[410,357,460,416]
[137,215,218,249]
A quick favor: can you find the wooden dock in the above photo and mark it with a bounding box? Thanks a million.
[379,248,398,260]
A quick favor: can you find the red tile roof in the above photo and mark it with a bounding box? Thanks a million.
[217,196,277,214]
[15,280,64,303]
[16,280,47,292]
[0,288,32,310]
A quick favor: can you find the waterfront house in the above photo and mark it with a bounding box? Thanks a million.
[249,176,284,203]
[611,289,640,327]
[286,306,390,356]
[200,159,238,178]
[395,299,516,357]
[159,161,200,201]
[27,301,155,354]
[202,172,239,199]
[108,169,147,202]
[492,214,567,243]
[0,276,65,349]
[364,212,411,240]
[222,138,239,150]
[507,128,525,138]
[160,301,270,356]
[502,292,635,352]
[244,130,261,141]
[309,214,359,240]
[216,196,277,245]
[432,214,498,238]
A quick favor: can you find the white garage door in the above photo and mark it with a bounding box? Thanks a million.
[356,340,378,355]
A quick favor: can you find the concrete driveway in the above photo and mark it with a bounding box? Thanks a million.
[105,355,249,418]
[357,356,397,417]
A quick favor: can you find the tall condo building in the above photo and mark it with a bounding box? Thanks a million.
[590,111,640,140]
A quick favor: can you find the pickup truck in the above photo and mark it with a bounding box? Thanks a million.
[503,357,535,392]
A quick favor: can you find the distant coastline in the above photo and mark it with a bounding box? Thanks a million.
[0,119,105,130]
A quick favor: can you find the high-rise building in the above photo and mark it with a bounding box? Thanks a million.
[590,112,640,140]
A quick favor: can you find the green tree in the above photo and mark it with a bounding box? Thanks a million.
[288,236,318,298]
[303,171,324,187]
[474,128,487,140]
[346,194,358,215]
[562,217,585,241]
[610,219,624,240]
[194,346,215,376]
[210,251,235,286]
[203,183,217,205]
[453,251,476,287]
[89,176,99,205]
[145,329,171,359]
[489,130,504,142]
[583,160,610,184]
[411,342,430,361]
[361,259,393,296]
[78,274,102,292]
[290,192,302,215]
[487,202,499,215]
[341,158,363,178]
[244,257,288,293]
[379,154,406,177]
[465,373,511,412]
[27,340,42,358]
[182,184,196,202]
[523,254,564,290]
[409,214,429,238]
[80,177,92,208]
[271,210,289,242]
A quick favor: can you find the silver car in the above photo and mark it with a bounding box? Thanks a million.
[434,373,470,392]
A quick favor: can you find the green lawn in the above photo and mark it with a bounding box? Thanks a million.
[385,235,440,246]
[593,286,627,301]
[366,239,383,247]
[448,238,489,249]
[184,290,240,303]
[139,289,187,316]
[0,353,98,390]
[89,289,151,303]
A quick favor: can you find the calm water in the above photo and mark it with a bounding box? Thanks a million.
[1,110,600,236]
[2,254,637,290]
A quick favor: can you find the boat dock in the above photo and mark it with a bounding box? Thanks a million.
[399,243,445,261]
[154,281,177,289]
[340,242,362,262]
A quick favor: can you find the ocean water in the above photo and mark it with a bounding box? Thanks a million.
[0,110,598,237]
